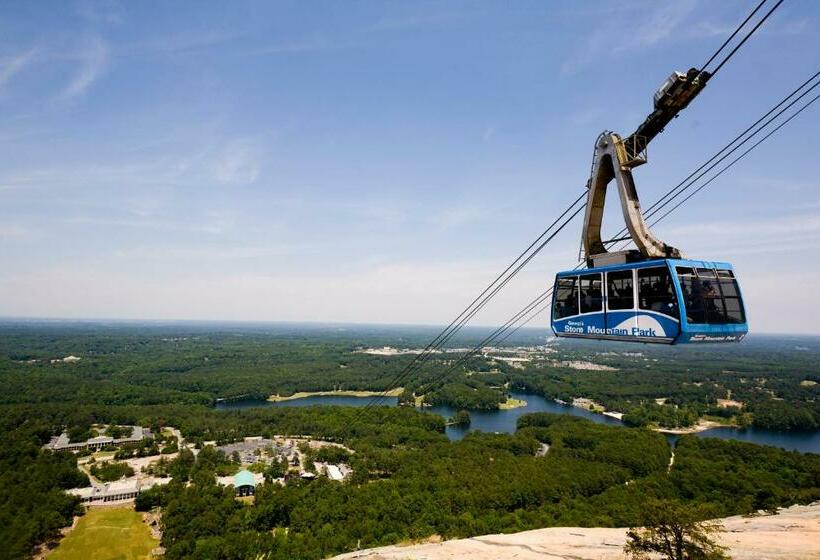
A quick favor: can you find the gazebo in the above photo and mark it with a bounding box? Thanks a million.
[233,469,257,497]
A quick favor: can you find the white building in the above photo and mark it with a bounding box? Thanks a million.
[326,464,344,481]
[45,426,152,452]
[68,477,170,504]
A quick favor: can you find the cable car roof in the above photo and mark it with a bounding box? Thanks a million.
[556,258,737,277]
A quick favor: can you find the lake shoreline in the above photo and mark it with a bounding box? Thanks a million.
[499,397,527,410]
[268,388,404,402]
[656,419,728,435]
[566,398,732,435]
[216,391,820,454]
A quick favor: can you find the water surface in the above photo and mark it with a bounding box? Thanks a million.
[425,391,622,440]
[215,392,820,453]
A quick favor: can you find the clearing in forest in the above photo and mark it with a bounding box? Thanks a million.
[47,506,157,560]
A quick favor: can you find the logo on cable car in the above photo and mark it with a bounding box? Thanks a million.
[562,316,667,338]
[689,333,745,342]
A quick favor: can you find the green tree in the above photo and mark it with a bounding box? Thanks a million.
[625,500,730,560]
[451,410,471,426]
[89,461,135,482]
[264,458,288,481]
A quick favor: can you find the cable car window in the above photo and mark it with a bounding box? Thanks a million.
[716,269,746,323]
[717,278,739,298]
[580,273,603,313]
[678,267,746,324]
[704,284,725,323]
[723,297,745,323]
[638,267,678,319]
[676,267,706,324]
[607,270,634,310]
[554,277,579,319]
[699,274,723,323]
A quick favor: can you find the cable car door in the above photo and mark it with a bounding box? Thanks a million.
[605,269,636,339]
[636,266,680,342]
[579,272,605,334]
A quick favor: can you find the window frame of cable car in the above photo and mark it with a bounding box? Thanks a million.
[606,269,635,311]
[697,268,726,324]
[715,269,746,324]
[553,275,579,320]
[637,266,679,320]
[676,266,706,324]
[579,273,603,314]
[675,266,745,325]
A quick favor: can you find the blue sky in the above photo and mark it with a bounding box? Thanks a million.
[0,0,818,333]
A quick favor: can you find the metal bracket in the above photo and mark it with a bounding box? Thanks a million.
[581,132,682,267]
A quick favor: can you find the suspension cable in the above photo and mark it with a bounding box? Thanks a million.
[646,92,819,229]
[699,0,768,73]
[411,288,556,398]
[360,197,587,412]
[602,69,820,248]
[709,0,785,78]
[425,78,818,399]
[350,193,587,421]
[358,193,585,406]
[352,0,793,420]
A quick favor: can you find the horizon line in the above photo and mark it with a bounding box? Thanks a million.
[0,315,815,338]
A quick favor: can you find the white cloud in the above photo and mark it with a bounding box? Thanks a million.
[687,12,809,40]
[795,199,820,210]
[561,1,696,75]
[687,20,738,39]
[563,1,812,76]
[0,49,38,90]
[126,29,240,57]
[248,37,337,57]
[1,226,817,332]
[76,0,125,25]
[67,214,233,235]
[735,270,819,334]
[433,205,490,230]
[0,257,549,326]
[60,36,109,99]
[214,140,261,185]
[666,215,820,238]
[0,225,27,240]
[614,2,696,53]
[371,12,465,31]
[567,107,604,126]
[657,214,820,261]
[111,243,305,261]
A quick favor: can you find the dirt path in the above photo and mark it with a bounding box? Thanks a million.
[333,503,820,560]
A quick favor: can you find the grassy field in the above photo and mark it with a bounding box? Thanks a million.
[48,507,157,560]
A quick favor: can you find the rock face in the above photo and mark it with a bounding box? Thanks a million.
[333,503,820,560]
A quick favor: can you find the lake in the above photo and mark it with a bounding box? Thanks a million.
[215,391,820,454]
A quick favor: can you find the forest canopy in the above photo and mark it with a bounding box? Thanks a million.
[0,323,818,559]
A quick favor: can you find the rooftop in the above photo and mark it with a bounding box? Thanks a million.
[327,464,344,481]
[234,469,257,488]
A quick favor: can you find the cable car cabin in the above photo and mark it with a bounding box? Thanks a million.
[551,259,747,344]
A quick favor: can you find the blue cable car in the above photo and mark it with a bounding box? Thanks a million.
[551,259,747,344]
[550,68,750,344]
